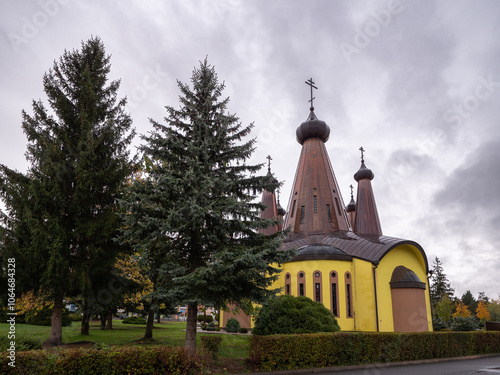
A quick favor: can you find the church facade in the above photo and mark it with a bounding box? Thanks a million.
[222,83,432,332]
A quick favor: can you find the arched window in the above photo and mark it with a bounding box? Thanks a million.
[313,270,322,303]
[285,272,291,295]
[297,271,306,297]
[345,272,353,318]
[330,271,339,317]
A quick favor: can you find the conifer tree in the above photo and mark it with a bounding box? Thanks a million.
[0,37,134,347]
[430,257,454,308]
[120,59,293,351]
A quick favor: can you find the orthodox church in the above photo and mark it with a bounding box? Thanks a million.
[221,80,432,332]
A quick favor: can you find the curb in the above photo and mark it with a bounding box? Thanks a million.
[239,353,500,374]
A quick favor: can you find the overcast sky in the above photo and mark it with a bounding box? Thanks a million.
[1,0,499,300]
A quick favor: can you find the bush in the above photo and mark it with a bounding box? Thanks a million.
[197,314,213,323]
[200,335,223,360]
[250,331,500,372]
[239,327,248,334]
[452,316,478,331]
[252,295,340,335]
[69,313,83,322]
[25,306,71,327]
[226,317,241,333]
[0,346,201,374]
[122,316,147,324]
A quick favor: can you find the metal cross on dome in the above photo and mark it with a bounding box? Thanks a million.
[305,78,317,110]
[350,184,354,198]
[359,146,365,162]
[266,155,272,173]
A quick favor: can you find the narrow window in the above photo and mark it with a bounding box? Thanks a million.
[285,272,291,296]
[300,206,305,224]
[291,199,296,218]
[297,271,306,297]
[330,271,339,317]
[326,204,332,223]
[332,283,338,316]
[345,272,353,318]
[346,284,352,317]
[335,197,342,216]
[313,196,317,213]
[313,270,322,303]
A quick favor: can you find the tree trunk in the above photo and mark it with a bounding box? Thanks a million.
[100,313,106,330]
[106,310,113,330]
[42,292,64,348]
[184,302,198,353]
[144,309,155,339]
[81,313,91,335]
[157,313,161,324]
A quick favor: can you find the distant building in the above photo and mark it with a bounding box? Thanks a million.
[221,81,432,332]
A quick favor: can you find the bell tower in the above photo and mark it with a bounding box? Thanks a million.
[283,79,350,235]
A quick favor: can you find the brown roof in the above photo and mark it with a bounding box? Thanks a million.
[282,230,429,272]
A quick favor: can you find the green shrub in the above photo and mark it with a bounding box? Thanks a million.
[69,313,83,322]
[226,317,240,333]
[239,327,248,334]
[452,316,478,331]
[0,346,201,374]
[25,307,71,327]
[122,316,147,324]
[197,314,213,323]
[252,295,340,335]
[201,335,223,360]
[250,331,500,372]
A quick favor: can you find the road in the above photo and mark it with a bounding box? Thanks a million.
[313,356,500,375]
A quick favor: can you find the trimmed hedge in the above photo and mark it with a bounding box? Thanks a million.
[122,316,147,325]
[250,331,500,372]
[0,346,201,374]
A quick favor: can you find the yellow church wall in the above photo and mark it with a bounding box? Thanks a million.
[351,258,378,332]
[279,259,357,331]
[376,245,433,332]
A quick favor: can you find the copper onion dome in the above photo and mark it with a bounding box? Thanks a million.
[296,109,330,145]
[354,147,374,181]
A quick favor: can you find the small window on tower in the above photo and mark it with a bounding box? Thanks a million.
[313,196,317,213]
[291,199,296,218]
[326,204,332,223]
[300,206,305,223]
[335,197,342,216]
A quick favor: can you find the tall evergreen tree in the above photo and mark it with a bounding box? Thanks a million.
[120,59,293,351]
[0,37,135,347]
[430,257,455,308]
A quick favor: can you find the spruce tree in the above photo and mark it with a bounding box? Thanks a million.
[120,59,293,351]
[430,257,455,309]
[0,37,134,347]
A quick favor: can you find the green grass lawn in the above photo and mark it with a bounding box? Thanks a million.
[0,320,251,359]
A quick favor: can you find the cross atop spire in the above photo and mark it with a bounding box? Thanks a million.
[350,184,354,199]
[305,78,318,111]
[266,155,272,173]
[359,146,365,162]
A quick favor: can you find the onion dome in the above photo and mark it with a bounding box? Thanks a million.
[346,196,356,213]
[346,184,356,213]
[296,110,330,145]
[277,201,286,216]
[354,147,374,181]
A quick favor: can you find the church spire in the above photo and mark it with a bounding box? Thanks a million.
[283,79,350,234]
[259,156,281,235]
[346,184,356,228]
[353,147,382,236]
